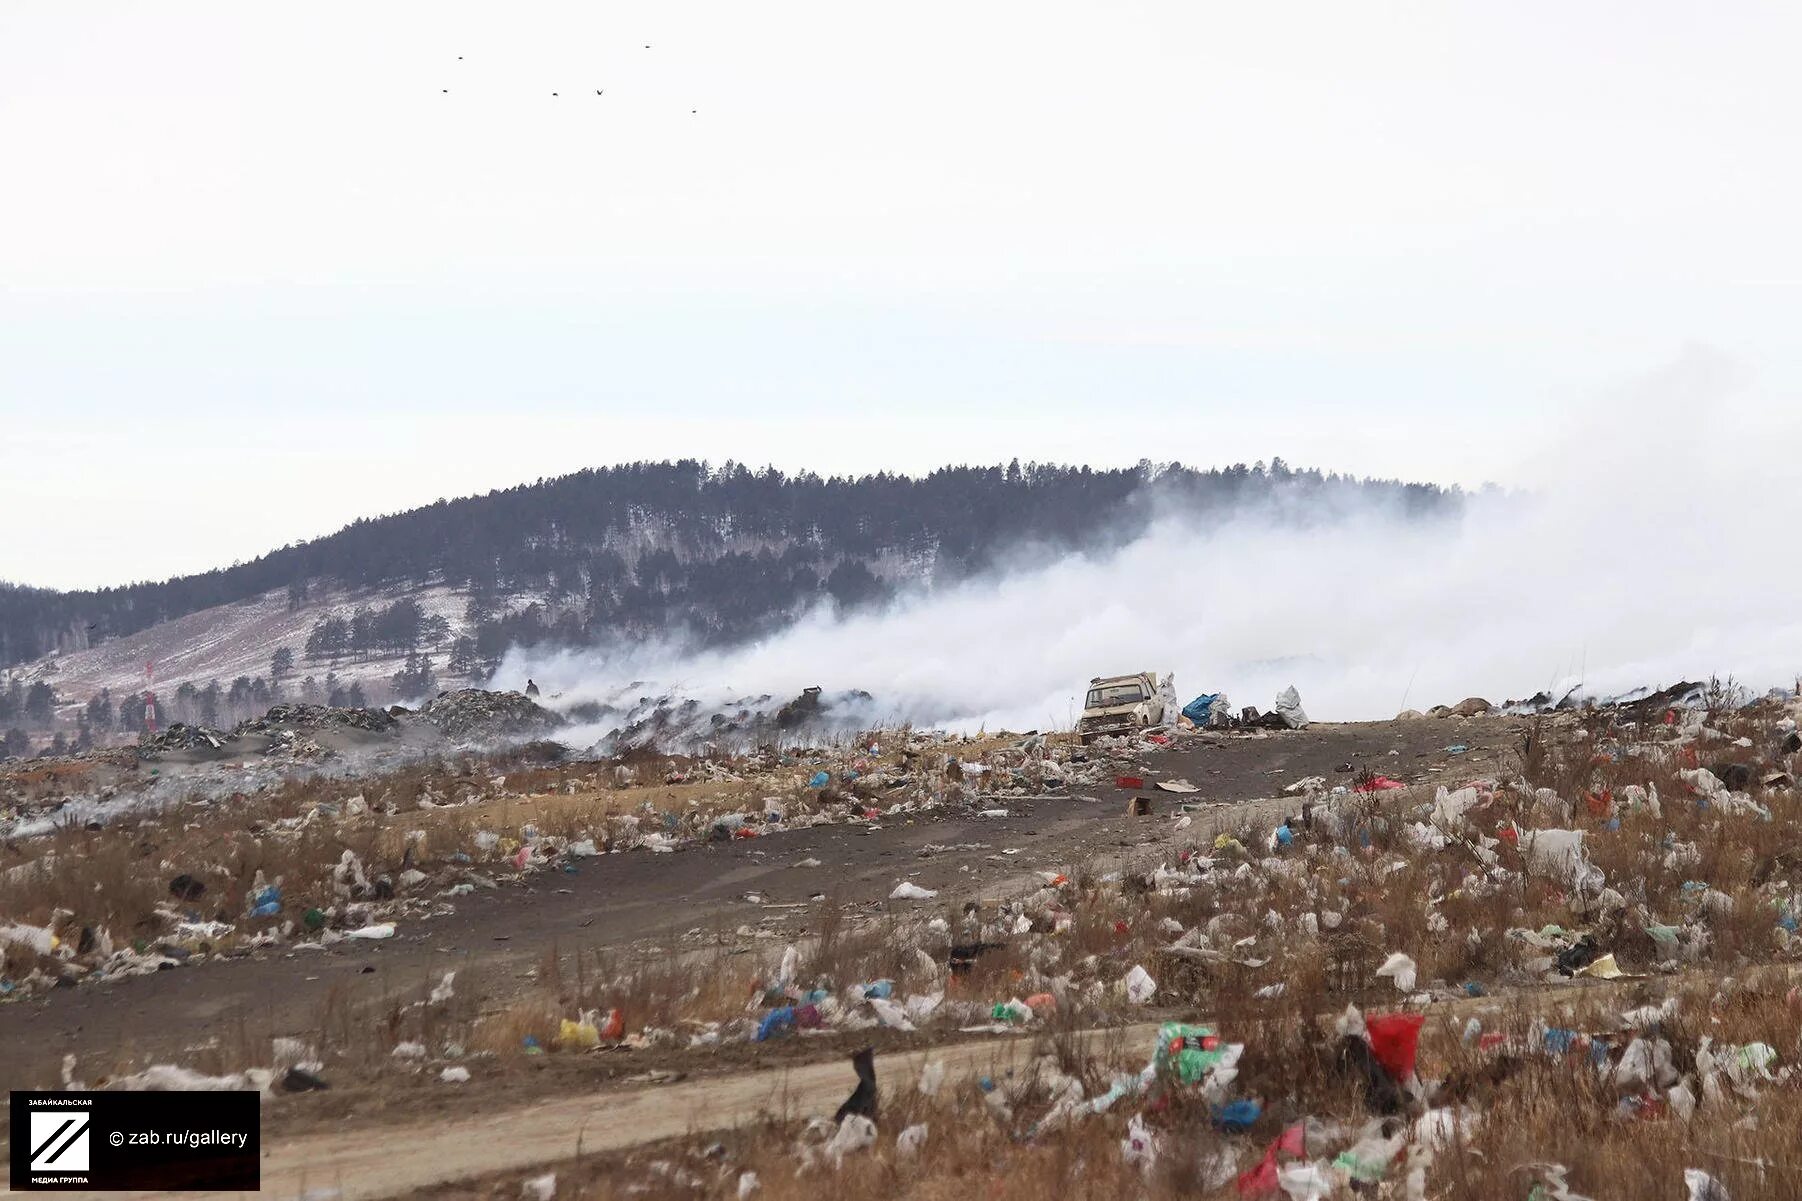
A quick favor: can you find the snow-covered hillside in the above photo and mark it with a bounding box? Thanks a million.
[12,584,531,722]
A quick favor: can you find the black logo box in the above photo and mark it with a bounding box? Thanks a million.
[10,1091,260,1192]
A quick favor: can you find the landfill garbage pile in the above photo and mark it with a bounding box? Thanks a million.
[590,686,883,754]
[513,696,1801,1056]
[137,722,234,753]
[1454,677,1791,721]
[236,702,400,736]
[519,701,1802,1201]
[2,690,574,835]
[0,711,1177,1002]
[1177,685,1313,732]
[564,966,1802,1201]
[416,689,564,742]
[129,701,398,764]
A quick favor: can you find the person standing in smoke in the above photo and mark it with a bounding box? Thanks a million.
[525,679,540,698]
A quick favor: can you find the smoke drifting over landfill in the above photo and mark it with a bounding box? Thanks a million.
[509,349,1801,735]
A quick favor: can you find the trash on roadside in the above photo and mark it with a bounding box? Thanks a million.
[896,1123,929,1158]
[1365,1013,1425,1084]
[756,1006,797,1042]
[1121,1113,1159,1176]
[1684,1169,1731,1201]
[1374,952,1417,993]
[1273,685,1309,729]
[559,1016,601,1049]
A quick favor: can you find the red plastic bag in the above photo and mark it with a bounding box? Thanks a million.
[1116,776,1145,790]
[1353,775,1406,793]
[1236,1121,1307,1196]
[1366,1012,1426,1081]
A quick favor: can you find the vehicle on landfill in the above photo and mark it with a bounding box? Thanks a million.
[1077,671,1168,744]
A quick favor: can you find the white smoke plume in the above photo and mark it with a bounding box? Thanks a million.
[505,349,1801,734]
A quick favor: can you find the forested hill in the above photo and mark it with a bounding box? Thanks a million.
[0,459,1458,670]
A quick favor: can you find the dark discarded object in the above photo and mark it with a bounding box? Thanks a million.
[1336,1036,1405,1114]
[1709,762,1753,791]
[1555,934,1600,976]
[280,1067,330,1092]
[776,686,825,730]
[948,940,1004,976]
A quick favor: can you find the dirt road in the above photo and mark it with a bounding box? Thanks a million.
[5,1024,1155,1201]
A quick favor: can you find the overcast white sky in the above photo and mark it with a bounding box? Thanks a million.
[3,1,1798,589]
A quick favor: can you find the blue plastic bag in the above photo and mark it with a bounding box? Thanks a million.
[756,1006,797,1042]
[1181,694,1219,725]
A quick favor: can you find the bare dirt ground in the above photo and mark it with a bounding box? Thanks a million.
[0,717,1524,1197]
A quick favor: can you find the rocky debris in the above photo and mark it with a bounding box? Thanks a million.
[236,703,399,735]
[776,686,825,729]
[601,688,875,753]
[138,723,234,755]
[417,689,562,743]
[1429,697,1494,718]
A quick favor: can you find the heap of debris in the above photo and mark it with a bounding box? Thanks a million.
[776,686,825,729]
[138,723,235,754]
[602,686,880,753]
[236,703,399,735]
[415,689,563,742]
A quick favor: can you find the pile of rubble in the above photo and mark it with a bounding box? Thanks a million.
[237,702,399,735]
[415,689,563,742]
[598,685,883,753]
[137,722,234,754]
